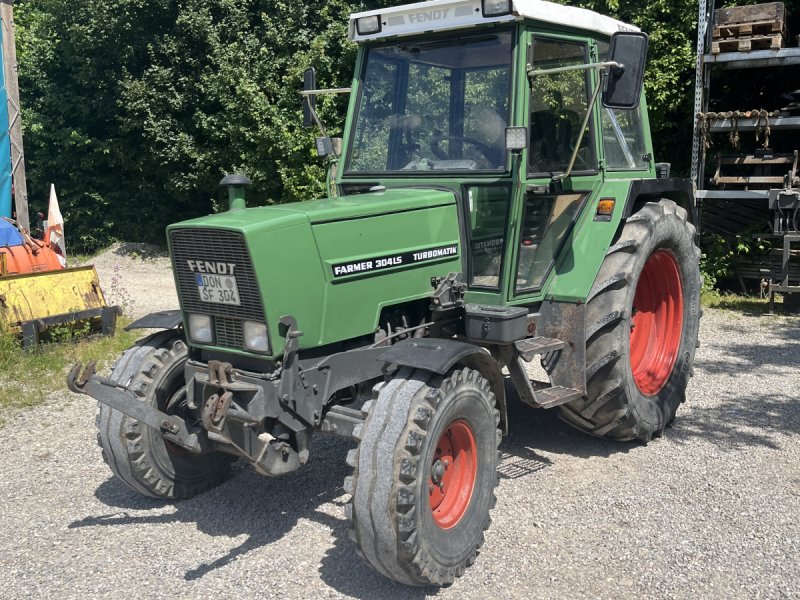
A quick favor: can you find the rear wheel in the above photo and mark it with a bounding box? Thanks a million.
[344,367,500,586]
[96,330,233,499]
[559,199,701,441]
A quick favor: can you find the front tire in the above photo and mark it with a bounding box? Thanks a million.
[345,367,501,586]
[96,330,233,499]
[559,199,701,441]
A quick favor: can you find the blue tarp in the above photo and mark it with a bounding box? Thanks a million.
[0,218,23,246]
[0,27,14,220]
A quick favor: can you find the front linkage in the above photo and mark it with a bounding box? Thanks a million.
[71,316,378,475]
[67,303,510,478]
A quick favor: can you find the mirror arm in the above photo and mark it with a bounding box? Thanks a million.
[304,96,329,139]
[553,70,607,183]
[299,88,352,96]
[300,88,352,159]
[527,60,619,79]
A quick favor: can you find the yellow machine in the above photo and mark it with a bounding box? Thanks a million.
[0,265,119,347]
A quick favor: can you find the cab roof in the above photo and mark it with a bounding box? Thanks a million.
[349,0,639,42]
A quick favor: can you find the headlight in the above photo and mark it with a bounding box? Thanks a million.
[243,321,269,353]
[188,314,213,344]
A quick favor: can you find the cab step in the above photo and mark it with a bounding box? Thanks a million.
[514,336,567,361]
[503,350,584,410]
[534,386,584,409]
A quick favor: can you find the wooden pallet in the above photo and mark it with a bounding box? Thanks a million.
[735,254,800,285]
[714,2,786,37]
[711,33,784,54]
[714,19,785,39]
[700,197,771,237]
[711,151,799,190]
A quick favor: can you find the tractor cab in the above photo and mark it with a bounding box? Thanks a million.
[307,0,651,307]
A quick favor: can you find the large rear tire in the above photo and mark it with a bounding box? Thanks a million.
[344,367,501,586]
[96,330,233,499]
[559,199,701,441]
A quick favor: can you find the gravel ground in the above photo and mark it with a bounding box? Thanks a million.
[0,252,798,599]
[81,243,179,319]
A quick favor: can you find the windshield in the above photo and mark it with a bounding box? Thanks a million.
[346,31,514,173]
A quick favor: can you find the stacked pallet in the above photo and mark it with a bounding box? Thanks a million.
[712,150,800,190]
[711,2,786,54]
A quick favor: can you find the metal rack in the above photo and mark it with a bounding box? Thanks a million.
[692,0,800,307]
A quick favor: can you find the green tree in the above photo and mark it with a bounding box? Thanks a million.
[569,0,700,174]
[15,0,383,250]
[12,0,713,250]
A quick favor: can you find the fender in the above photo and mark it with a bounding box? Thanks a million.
[622,178,697,224]
[124,309,183,331]
[379,338,508,434]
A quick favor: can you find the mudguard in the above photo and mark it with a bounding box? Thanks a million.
[623,178,696,223]
[124,309,183,331]
[379,338,508,434]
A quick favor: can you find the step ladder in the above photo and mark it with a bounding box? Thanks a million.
[507,337,583,409]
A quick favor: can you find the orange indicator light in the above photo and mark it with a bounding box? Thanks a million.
[597,199,616,216]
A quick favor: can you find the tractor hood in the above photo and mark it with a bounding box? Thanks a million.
[167,188,462,358]
[173,188,456,231]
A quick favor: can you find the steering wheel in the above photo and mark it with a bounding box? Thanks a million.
[430,134,495,162]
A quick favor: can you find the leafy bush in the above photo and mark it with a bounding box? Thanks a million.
[11,0,743,251]
[699,232,775,294]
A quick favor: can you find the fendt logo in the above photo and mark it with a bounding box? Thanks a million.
[408,8,451,23]
[186,260,236,276]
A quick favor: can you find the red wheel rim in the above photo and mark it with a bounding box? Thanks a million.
[428,420,477,530]
[630,250,684,396]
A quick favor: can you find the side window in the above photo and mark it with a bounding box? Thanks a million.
[467,186,511,289]
[601,105,649,170]
[349,59,397,172]
[529,38,596,174]
[598,41,648,170]
[516,193,586,293]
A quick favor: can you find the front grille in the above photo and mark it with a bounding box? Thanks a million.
[171,228,266,351]
[214,317,245,349]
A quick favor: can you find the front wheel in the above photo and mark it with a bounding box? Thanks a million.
[559,199,701,441]
[344,367,501,586]
[96,331,233,499]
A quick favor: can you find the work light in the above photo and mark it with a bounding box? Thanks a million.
[505,126,528,152]
[357,15,382,35]
[482,0,512,17]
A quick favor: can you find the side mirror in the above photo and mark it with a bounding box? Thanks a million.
[303,67,317,129]
[603,32,649,110]
[315,137,334,157]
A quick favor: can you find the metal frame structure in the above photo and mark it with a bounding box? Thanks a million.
[0,0,28,232]
[691,0,800,306]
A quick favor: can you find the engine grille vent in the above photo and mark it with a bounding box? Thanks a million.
[214,317,245,350]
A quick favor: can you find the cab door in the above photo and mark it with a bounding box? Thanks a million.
[509,32,603,302]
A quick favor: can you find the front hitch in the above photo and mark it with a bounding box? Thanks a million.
[67,363,211,454]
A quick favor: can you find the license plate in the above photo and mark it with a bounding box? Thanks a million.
[196,273,241,306]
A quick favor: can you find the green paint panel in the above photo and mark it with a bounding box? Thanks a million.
[169,188,461,358]
[541,179,633,301]
[276,188,455,223]
[311,203,462,344]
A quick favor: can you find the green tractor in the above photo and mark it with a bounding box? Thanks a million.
[69,0,700,587]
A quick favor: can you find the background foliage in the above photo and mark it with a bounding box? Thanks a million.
[15,0,700,251]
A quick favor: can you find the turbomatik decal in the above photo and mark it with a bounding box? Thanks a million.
[332,244,459,278]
